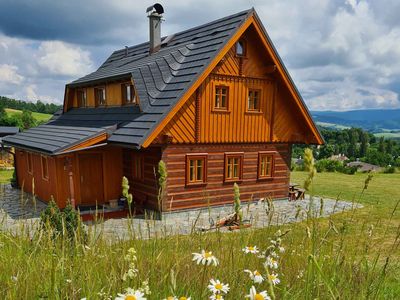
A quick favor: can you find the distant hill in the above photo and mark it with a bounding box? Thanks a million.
[311,109,400,132]
[5,108,52,123]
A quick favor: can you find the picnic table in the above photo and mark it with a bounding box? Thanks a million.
[289,182,305,201]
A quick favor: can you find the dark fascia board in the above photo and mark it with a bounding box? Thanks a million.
[252,11,325,145]
[67,73,132,88]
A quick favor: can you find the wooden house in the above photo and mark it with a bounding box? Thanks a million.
[3,7,323,213]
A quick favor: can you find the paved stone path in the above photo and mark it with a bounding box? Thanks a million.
[0,184,363,240]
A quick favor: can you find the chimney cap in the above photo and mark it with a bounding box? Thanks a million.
[146,3,164,15]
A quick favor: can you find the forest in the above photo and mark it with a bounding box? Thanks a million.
[293,127,400,167]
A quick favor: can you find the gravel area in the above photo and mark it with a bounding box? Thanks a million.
[0,184,363,240]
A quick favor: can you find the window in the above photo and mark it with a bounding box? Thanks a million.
[224,153,243,182]
[236,40,246,56]
[248,89,261,111]
[214,86,228,110]
[186,154,207,185]
[41,155,49,180]
[27,152,33,174]
[122,83,137,104]
[77,89,87,107]
[258,153,273,179]
[94,87,106,106]
[132,154,144,180]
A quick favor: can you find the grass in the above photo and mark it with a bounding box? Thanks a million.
[0,169,13,183]
[4,108,52,122]
[0,171,399,299]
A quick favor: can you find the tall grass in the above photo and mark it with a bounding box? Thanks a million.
[0,175,399,298]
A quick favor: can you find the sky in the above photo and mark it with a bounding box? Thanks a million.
[0,0,400,111]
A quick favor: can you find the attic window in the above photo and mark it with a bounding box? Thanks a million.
[94,87,106,106]
[77,89,87,107]
[236,40,246,57]
[121,83,137,105]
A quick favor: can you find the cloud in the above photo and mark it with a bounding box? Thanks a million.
[0,64,24,84]
[0,0,399,110]
[37,41,93,77]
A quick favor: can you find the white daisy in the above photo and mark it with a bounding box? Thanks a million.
[192,250,219,266]
[242,246,259,254]
[246,286,271,300]
[267,273,280,285]
[115,288,146,300]
[209,294,224,300]
[264,256,279,269]
[244,269,264,284]
[207,279,230,294]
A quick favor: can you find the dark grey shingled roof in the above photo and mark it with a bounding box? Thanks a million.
[3,9,252,153]
[0,126,19,136]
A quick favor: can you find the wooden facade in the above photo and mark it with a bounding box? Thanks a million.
[9,9,323,214]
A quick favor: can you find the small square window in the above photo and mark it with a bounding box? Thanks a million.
[122,83,137,105]
[248,89,261,111]
[224,153,243,182]
[41,155,49,180]
[77,89,87,107]
[258,153,273,179]
[94,87,106,106]
[186,154,207,185]
[214,86,228,110]
[236,40,246,56]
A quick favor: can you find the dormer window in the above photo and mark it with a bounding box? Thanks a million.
[122,83,137,105]
[94,87,106,106]
[236,40,246,57]
[77,89,87,107]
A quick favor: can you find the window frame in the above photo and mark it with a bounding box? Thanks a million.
[41,155,49,181]
[77,89,87,107]
[258,152,274,180]
[247,88,262,112]
[186,154,208,186]
[121,82,137,105]
[224,152,244,182]
[94,86,106,106]
[132,154,144,181]
[27,152,33,175]
[213,85,229,111]
[235,40,247,57]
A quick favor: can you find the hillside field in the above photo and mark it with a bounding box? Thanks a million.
[4,108,52,122]
[0,171,399,299]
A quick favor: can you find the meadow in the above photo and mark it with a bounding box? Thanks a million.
[4,108,52,123]
[0,171,399,299]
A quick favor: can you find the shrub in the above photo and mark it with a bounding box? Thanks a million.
[383,165,396,174]
[40,200,85,241]
[315,159,342,173]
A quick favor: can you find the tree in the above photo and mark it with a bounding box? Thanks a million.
[21,110,36,129]
[359,132,369,157]
[378,136,385,153]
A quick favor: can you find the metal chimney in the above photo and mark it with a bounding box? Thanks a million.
[146,3,164,54]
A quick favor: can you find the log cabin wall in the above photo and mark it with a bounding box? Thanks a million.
[122,146,161,210]
[161,143,291,211]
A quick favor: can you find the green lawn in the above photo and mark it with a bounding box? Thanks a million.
[0,169,13,183]
[0,171,399,299]
[5,108,52,122]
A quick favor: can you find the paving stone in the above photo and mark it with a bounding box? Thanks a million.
[0,183,363,240]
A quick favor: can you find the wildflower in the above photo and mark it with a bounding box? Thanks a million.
[139,279,151,295]
[123,247,139,281]
[115,288,146,300]
[11,276,18,282]
[192,250,219,266]
[242,246,259,254]
[246,286,271,300]
[267,273,280,285]
[269,251,279,258]
[207,279,230,294]
[244,270,264,284]
[264,256,278,269]
[210,294,224,300]
[278,246,285,253]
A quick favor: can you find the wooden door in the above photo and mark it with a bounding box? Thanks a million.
[78,153,104,205]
